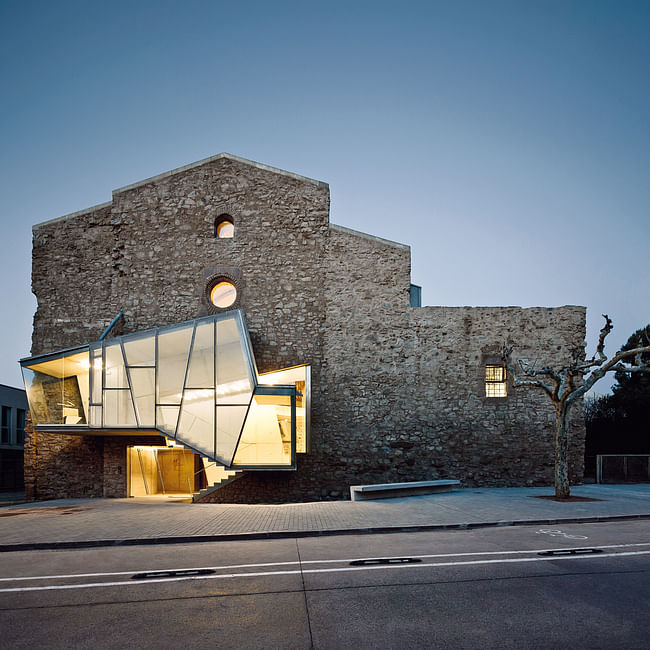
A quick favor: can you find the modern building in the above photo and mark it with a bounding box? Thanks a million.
[0,384,28,492]
[21,153,586,502]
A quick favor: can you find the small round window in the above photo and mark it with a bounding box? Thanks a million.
[215,215,234,238]
[210,281,237,308]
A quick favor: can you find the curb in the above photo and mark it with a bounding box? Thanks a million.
[1,513,649,553]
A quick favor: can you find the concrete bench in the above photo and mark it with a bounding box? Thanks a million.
[350,479,461,501]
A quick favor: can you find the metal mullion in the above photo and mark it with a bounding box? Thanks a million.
[154,331,159,426]
[214,318,218,460]
[290,389,296,467]
[174,321,198,441]
[226,393,255,467]
[237,310,259,383]
[87,348,94,409]
[121,341,140,427]
[101,343,106,428]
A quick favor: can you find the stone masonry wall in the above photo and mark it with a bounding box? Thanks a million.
[24,418,105,500]
[201,226,586,503]
[27,154,587,503]
[318,227,586,493]
[28,155,330,500]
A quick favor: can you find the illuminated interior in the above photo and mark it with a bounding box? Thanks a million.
[20,310,310,470]
[128,446,199,496]
[485,364,507,398]
[259,365,310,453]
[210,282,237,308]
[21,351,90,425]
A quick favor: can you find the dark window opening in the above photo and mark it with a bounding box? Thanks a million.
[1,406,10,444]
[16,409,25,445]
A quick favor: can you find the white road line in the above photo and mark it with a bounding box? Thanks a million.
[1,542,649,583]
[0,550,648,594]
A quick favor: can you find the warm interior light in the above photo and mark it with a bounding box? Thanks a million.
[210,281,237,308]
[216,220,234,238]
[485,364,507,398]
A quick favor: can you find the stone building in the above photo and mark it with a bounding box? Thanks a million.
[21,153,586,503]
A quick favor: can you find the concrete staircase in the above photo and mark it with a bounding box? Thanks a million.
[163,437,245,502]
[193,457,245,502]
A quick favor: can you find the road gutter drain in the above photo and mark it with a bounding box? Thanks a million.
[132,569,216,580]
[537,548,604,557]
[349,558,422,566]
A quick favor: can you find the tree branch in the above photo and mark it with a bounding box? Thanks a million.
[503,345,554,397]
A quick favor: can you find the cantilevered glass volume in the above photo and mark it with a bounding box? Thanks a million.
[20,310,310,470]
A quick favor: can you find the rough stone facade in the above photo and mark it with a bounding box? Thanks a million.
[26,153,586,502]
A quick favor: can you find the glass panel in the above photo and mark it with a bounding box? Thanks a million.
[89,405,102,427]
[21,351,89,425]
[157,325,193,404]
[186,321,215,388]
[232,392,293,466]
[156,405,180,436]
[103,389,137,426]
[177,389,215,457]
[22,367,47,425]
[63,352,90,423]
[129,368,155,427]
[259,365,310,453]
[216,316,254,405]
[104,343,127,388]
[124,334,155,367]
[90,346,102,404]
[215,405,249,465]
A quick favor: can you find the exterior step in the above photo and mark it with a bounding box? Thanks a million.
[193,468,245,502]
[164,437,244,501]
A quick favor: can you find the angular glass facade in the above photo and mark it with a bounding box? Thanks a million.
[21,310,309,469]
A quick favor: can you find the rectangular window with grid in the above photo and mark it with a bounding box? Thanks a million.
[485,364,507,398]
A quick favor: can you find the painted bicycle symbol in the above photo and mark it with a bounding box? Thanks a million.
[536,529,588,540]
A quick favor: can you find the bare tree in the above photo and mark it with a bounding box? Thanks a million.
[503,315,650,498]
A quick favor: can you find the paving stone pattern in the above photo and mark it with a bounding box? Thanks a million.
[1,485,649,547]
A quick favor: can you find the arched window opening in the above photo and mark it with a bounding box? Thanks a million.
[215,215,234,238]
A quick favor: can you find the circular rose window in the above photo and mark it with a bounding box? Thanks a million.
[210,281,237,308]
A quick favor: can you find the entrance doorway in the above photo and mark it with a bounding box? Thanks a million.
[127,446,200,498]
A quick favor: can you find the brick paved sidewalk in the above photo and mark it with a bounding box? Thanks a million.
[0,484,648,551]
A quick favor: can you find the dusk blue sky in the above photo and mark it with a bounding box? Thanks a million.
[1,0,648,393]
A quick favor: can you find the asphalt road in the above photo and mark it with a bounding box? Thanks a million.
[1,520,648,649]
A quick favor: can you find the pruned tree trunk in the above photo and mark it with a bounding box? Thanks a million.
[554,404,570,498]
[504,315,650,501]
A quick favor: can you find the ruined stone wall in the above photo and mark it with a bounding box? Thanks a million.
[28,155,586,503]
[31,203,115,354]
[317,226,586,493]
[28,155,331,500]
[201,227,586,503]
[24,418,105,500]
